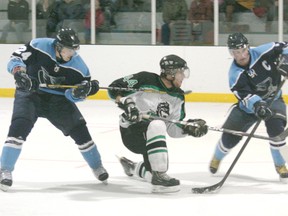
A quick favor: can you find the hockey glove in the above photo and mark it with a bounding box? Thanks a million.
[156,102,170,118]
[119,97,140,122]
[277,54,288,78]
[72,80,99,99]
[182,119,208,137]
[254,101,273,121]
[14,70,38,92]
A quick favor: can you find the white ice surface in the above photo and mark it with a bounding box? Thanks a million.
[0,98,287,216]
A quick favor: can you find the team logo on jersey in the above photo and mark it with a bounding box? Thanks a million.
[246,69,257,78]
[38,66,65,85]
[255,77,277,99]
[262,60,271,71]
[123,75,138,87]
[156,102,170,118]
[54,65,60,73]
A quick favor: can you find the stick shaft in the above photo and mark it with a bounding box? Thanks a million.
[141,114,273,141]
[39,84,191,95]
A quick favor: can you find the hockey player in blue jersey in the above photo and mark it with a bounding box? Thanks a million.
[0,28,108,191]
[108,54,208,193]
[209,32,288,183]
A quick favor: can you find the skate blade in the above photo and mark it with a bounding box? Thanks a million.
[280,177,288,184]
[151,185,180,193]
[101,180,108,185]
[0,184,10,192]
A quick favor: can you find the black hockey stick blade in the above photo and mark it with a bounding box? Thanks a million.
[192,181,223,194]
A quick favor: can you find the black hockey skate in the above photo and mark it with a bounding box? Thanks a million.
[151,171,180,193]
[93,165,109,184]
[0,169,12,192]
[118,156,136,177]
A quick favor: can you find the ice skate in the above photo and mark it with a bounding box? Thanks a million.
[275,164,288,183]
[117,156,136,177]
[209,156,221,174]
[0,169,13,192]
[151,171,180,193]
[92,165,109,184]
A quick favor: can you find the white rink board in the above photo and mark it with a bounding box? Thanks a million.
[0,44,234,94]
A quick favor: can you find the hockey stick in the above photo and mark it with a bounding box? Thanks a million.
[191,77,287,194]
[39,84,192,95]
[141,114,288,142]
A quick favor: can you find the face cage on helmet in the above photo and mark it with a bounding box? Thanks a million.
[161,66,190,79]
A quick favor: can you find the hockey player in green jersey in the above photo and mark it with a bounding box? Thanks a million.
[108,54,208,193]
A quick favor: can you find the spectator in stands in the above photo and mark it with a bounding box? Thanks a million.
[252,0,276,32]
[84,0,105,43]
[99,0,118,30]
[188,0,214,44]
[118,0,145,11]
[161,0,188,45]
[0,0,29,44]
[46,0,86,38]
[156,0,163,12]
[220,0,252,31]
[36,0,55,37]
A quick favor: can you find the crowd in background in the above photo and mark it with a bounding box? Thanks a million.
[0,0,288,45]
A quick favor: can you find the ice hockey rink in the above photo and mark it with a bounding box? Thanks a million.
[0,97,288,216]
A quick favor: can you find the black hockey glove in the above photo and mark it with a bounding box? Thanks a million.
[254,101,273,121]
[156,102,170,118]
[277,54,288,78]
[119,97,140,122]
[182,119,208,137]
[14,70,38,92]
[72,80,99,99]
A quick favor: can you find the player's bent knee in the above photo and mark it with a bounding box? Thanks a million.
[148,120,166,134]
[69,124,92,144]
[8,117,34,140]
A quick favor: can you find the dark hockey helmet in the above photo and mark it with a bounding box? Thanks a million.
[227,32,249,50]
[160,54,190,78]
[56,28,80,50]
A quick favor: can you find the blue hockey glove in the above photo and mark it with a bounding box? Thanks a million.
[119,97,140,122]
[183,119,208,137]
[254,101,273,120]
[72,80,99,99]
[14,70,38,92]
[277,54,288,78]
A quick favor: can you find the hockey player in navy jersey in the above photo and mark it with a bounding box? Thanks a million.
[108,54,208,193]
[209,32,288,183]
[0,28,108,191]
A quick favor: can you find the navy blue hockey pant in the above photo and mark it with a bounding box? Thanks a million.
[7,89,91,144]
[221,98,287,149]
